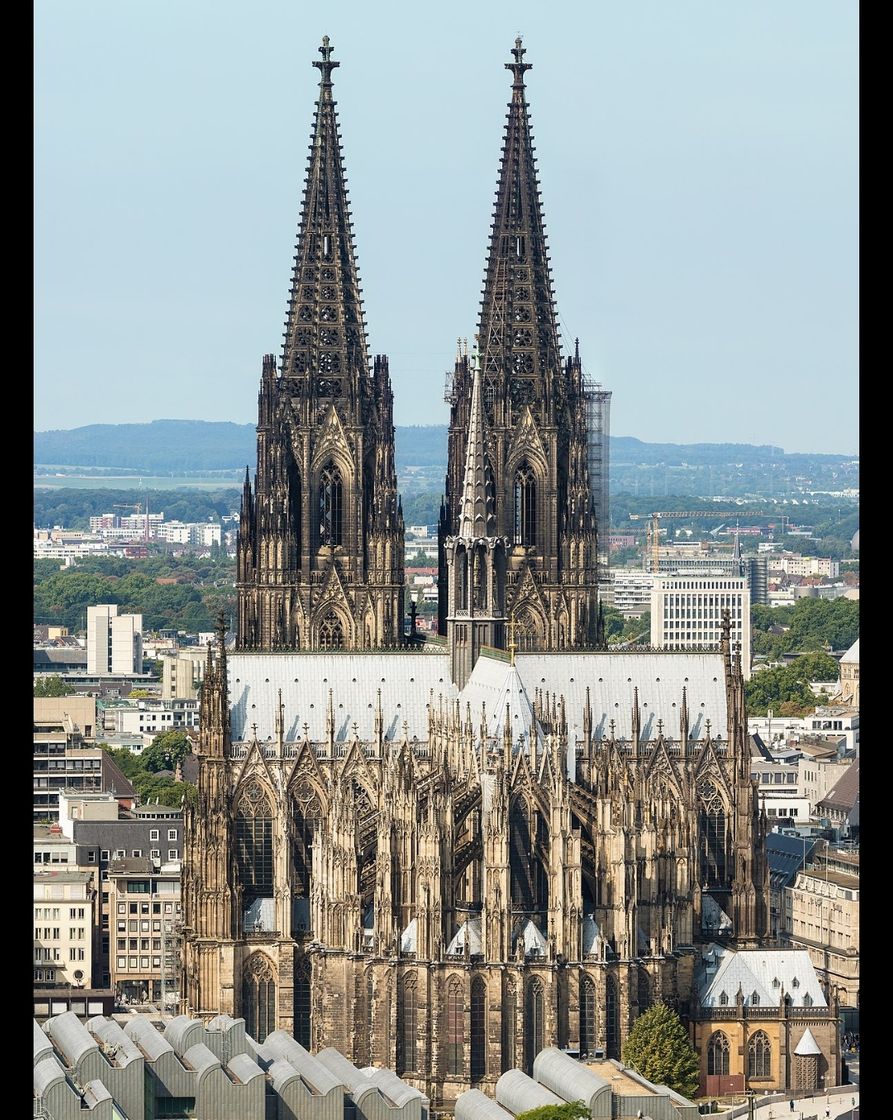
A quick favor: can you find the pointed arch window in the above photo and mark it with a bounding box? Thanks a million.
[580,975,597,1058]
[292,781,323,900]
[235,781,273,906]
[319,461,343,546]
[471,976,487,1080]
[605,975,619,1059]
[397,975,417,1075]
[697,780,728,887]
[242,953,276,1042]
[524,978,545,1074]
[514,462,537,546]
[294,957,311,1048]
[318,612,344,650]
[748,1030,771,1079]
[638,966,651,1013]
[707,1031,730,1076]
[446,976,464,1076]
[501,982,516,1073]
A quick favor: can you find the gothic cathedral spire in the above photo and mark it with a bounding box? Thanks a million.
[439,39,599,651]
[237,37,404,652]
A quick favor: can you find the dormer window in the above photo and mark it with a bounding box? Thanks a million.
[719,991,728,1006]
[792,977,800,988]
[802,993,813,1007]
[751,991,760,1006]
[772,977,780,989]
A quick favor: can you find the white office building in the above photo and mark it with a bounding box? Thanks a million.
[650,572,751,678]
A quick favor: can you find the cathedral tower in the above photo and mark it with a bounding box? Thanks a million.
[439,39,598,653]
[237,37,404,651]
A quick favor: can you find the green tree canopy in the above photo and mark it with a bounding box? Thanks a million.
[517,1103,589,1120]
[621,1002,701,1100]
[141,730,191,774]
[34,675,74,697]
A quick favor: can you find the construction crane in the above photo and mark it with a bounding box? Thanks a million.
[628,509,785,573]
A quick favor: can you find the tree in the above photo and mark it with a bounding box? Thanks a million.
[517,1103,589,1120]
[141,730,191,774]
[622,1002,701,1100]
[34,675,72,697]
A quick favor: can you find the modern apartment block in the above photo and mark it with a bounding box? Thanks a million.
[107,857,182,1005]
[650,573,751,677]
[33,717,135,822]
[87,604,143,675]
[68,799,183,989]
[33,869,95,990]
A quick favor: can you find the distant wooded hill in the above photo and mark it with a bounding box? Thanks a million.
[34,419,854,475]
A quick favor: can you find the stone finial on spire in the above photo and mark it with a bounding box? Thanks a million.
[314,34,340,87]
[506,36,532,88]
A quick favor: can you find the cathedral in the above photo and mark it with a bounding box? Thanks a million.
[182,37,770,1109]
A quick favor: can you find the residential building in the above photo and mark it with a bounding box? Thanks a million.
[34,870,95,991]
[100,696,200,739]
[799,747,854,813]
[108,857,182,1004]
[816,759,859,840]
[606,568,654,618]
[33,716,135,822]
[650,572,751,677]
[161,649,208,699]
[691,943,841,1094]
[34,695,97,741]
[749,756,809,824]
[788,858,859,1011]
[770,554,840,578]
[87,604,144,675]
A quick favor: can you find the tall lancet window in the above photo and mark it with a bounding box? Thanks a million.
[524,978,544,1074]
[319,461,343,546]
[397,975,417,1074]
[288,458,302,557]
[294,956,311,1048]
[698,780,728,887]
[514,462,537,546]
[470,976,487,1080]
[235,780,273,907]
[446,976,464,1075]
[580,975,597,1057]
[242,953,276,1042]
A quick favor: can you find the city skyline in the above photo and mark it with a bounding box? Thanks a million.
[35,2,857,454]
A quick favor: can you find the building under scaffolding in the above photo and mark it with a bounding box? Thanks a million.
[583,379,612,581]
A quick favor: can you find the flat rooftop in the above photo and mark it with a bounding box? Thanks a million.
[585,1061,652,1096]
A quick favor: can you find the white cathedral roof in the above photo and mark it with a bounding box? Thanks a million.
[446,916,483,955]
[840,639,859,664]
[698,943,827,1009]
[227,649,730,747]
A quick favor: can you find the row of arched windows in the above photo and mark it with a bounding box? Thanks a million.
[707,1030,772,1079]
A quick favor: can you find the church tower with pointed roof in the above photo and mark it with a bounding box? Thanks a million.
[236,37,404,652]
[439,39,599,653]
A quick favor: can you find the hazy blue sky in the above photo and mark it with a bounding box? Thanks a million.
[35,2,857,454]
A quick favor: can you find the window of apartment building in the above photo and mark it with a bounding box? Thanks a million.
[87,851,96,863]
[129,938,137,950]
[141,903,150,914]
[168,849,178,860]
[129,903,138,914]
[101,851,110,861]
[786,773,797,784]
[141,920,150,932]
[168,830,177,841]
[150,830,159,841]
[69,908,85,920]
[164,903,172,914]
[128,920,137,932]
[118,903,126,915]
[117,939,125,951]
[132,850,142,858]
[115,850,125,858]
[140,957,149,969]
[152,939,161,950]
[152,957,161,968]
[140,939,149,951]
[150,850,160,860]
[152,903,161,915]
